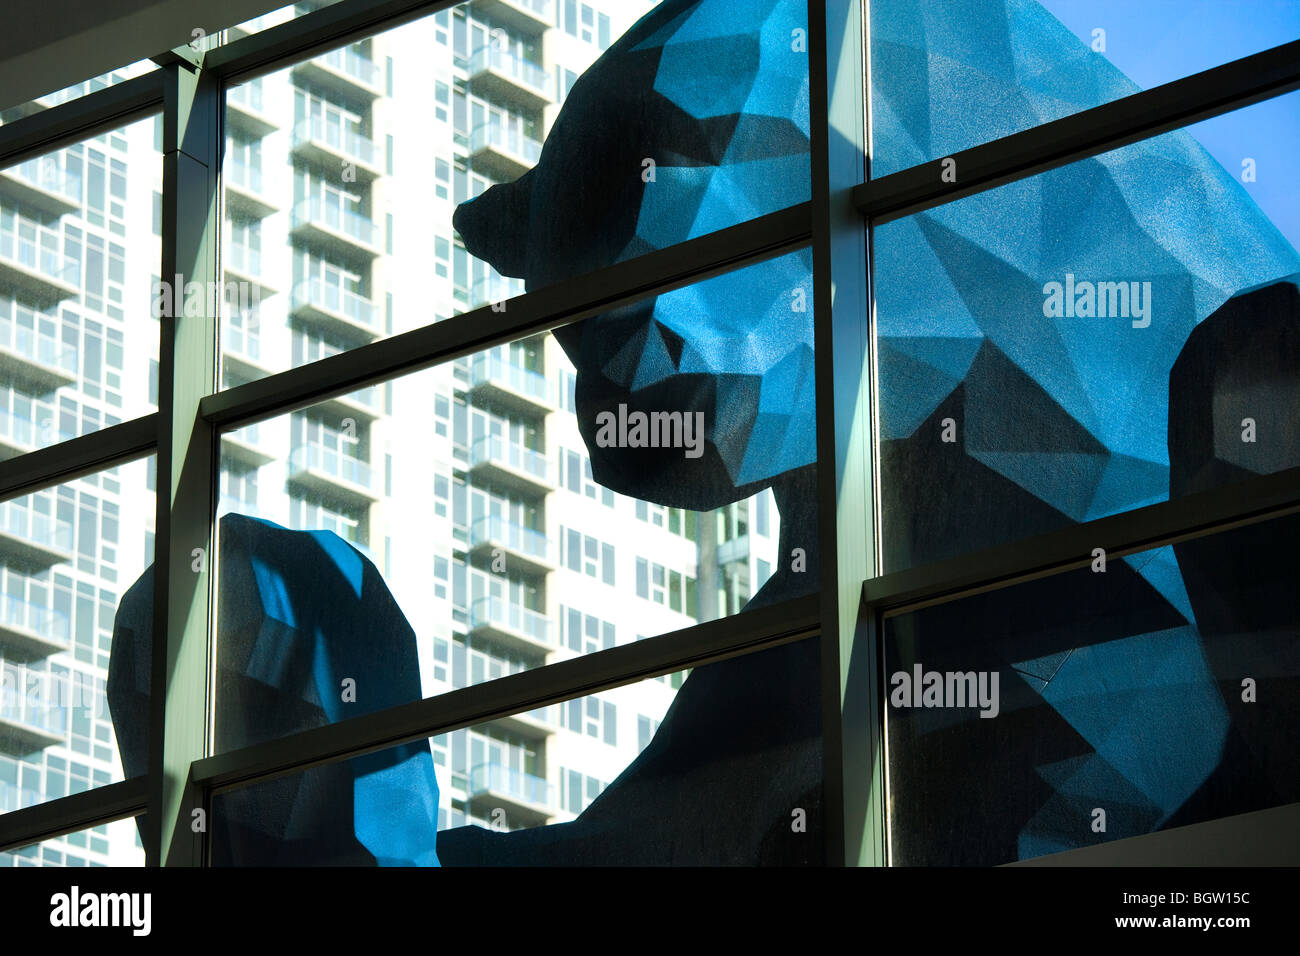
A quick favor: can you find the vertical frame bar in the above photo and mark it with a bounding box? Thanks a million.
[811,0,884,865]
[146,52,220,866]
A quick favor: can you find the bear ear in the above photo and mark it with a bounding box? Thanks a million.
[452,168,535,280]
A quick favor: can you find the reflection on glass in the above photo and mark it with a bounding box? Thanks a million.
[876,92,1300,574]
[870,0,1300,177]
[0,117,161,458]
[211,645,822,866]
[886,511,1300,865]
[219,0,810,379]
[0,458,154,871]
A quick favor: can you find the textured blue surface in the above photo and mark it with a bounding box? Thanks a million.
[109,515,441,867]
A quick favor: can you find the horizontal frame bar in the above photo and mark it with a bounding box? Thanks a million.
[864,465,1300,616]
[854,38,1300,225]
[202,201,811,430]
[0,414,159,503]
[192,592,819,793]
[0,71,166,169]
[0,778,148,853]
[206,0,456,83]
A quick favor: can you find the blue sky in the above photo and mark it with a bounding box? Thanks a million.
[1040,0,1300,249]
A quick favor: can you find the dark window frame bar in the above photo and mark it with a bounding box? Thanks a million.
[0,0,1294,865]
[193,593,819,795]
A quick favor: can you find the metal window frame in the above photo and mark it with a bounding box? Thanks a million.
[0,0,1295,866]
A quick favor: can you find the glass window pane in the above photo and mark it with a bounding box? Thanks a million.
[869,0,1300,177]
[875,92,1300,573]
[0,458,153,849]
[884,512,1300,865]
[211,643,821,865]
[0,117,160,458]
[0,63,156,124]
[205,249,817,753]
[0,815,144,867]
[219,0,809,381]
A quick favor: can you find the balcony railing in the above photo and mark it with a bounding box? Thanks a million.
[225,241,261,277]
[222,321,261,363]
[289,443,373,490]
[470,595,550,646]
[469,273,524,309]
[1,154,82,207]
[291,278,377,330]
[292,197,378,248]
[0,499,74,552]
[293,118,378,169]
[468,761,553,810]
[316,46,382,89]
[468,434,549,483]
[225,156,263,194]
[469,351,547,402]
[0,595,70,647]
[470,514,549,562]
[0,780,43,813]
[467,47,550,96]
[469,122,542,164]
[0,229,79,287]
[0,321,77,377]
[0,408,74,455]
[0,661,68,739]
[227,81,264,113]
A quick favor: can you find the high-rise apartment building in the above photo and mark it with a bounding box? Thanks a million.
[0,0,780,863]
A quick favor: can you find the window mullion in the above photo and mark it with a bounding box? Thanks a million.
[810,0,883,867]
[146,54,220,867]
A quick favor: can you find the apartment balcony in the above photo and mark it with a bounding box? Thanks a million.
[291,119,381,180]
[0,681,65,755]
[225,83,279,138]
[0,156,82,217]
[465,47,551,112]
[493,703,557,739]
[469,273,523,311]
[287,443,379,507]
[0,235,79,306]
[468,350,549,417]
[467,434,551,497]
[0,780,42,814]
[468,514,553,576]
[0,500,74,569]
[467,122,541,182]
[0,324,78,392]
[467,762,554,823]
[220,324,269,381]
[0,409,74,463]
[0,596,70,660]
[319,382,383,423]
[223,157,278,219]
[221,422,276,469]
[716,533,751,568]
[467,595,551,656]
[222,243,278,303]
[290,279,380,344]
[294,46,384,101]
[471,0,552,35]
[290,197,380,260]
[0,663,66,754]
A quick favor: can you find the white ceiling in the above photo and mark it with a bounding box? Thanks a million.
[0,0,290,113]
